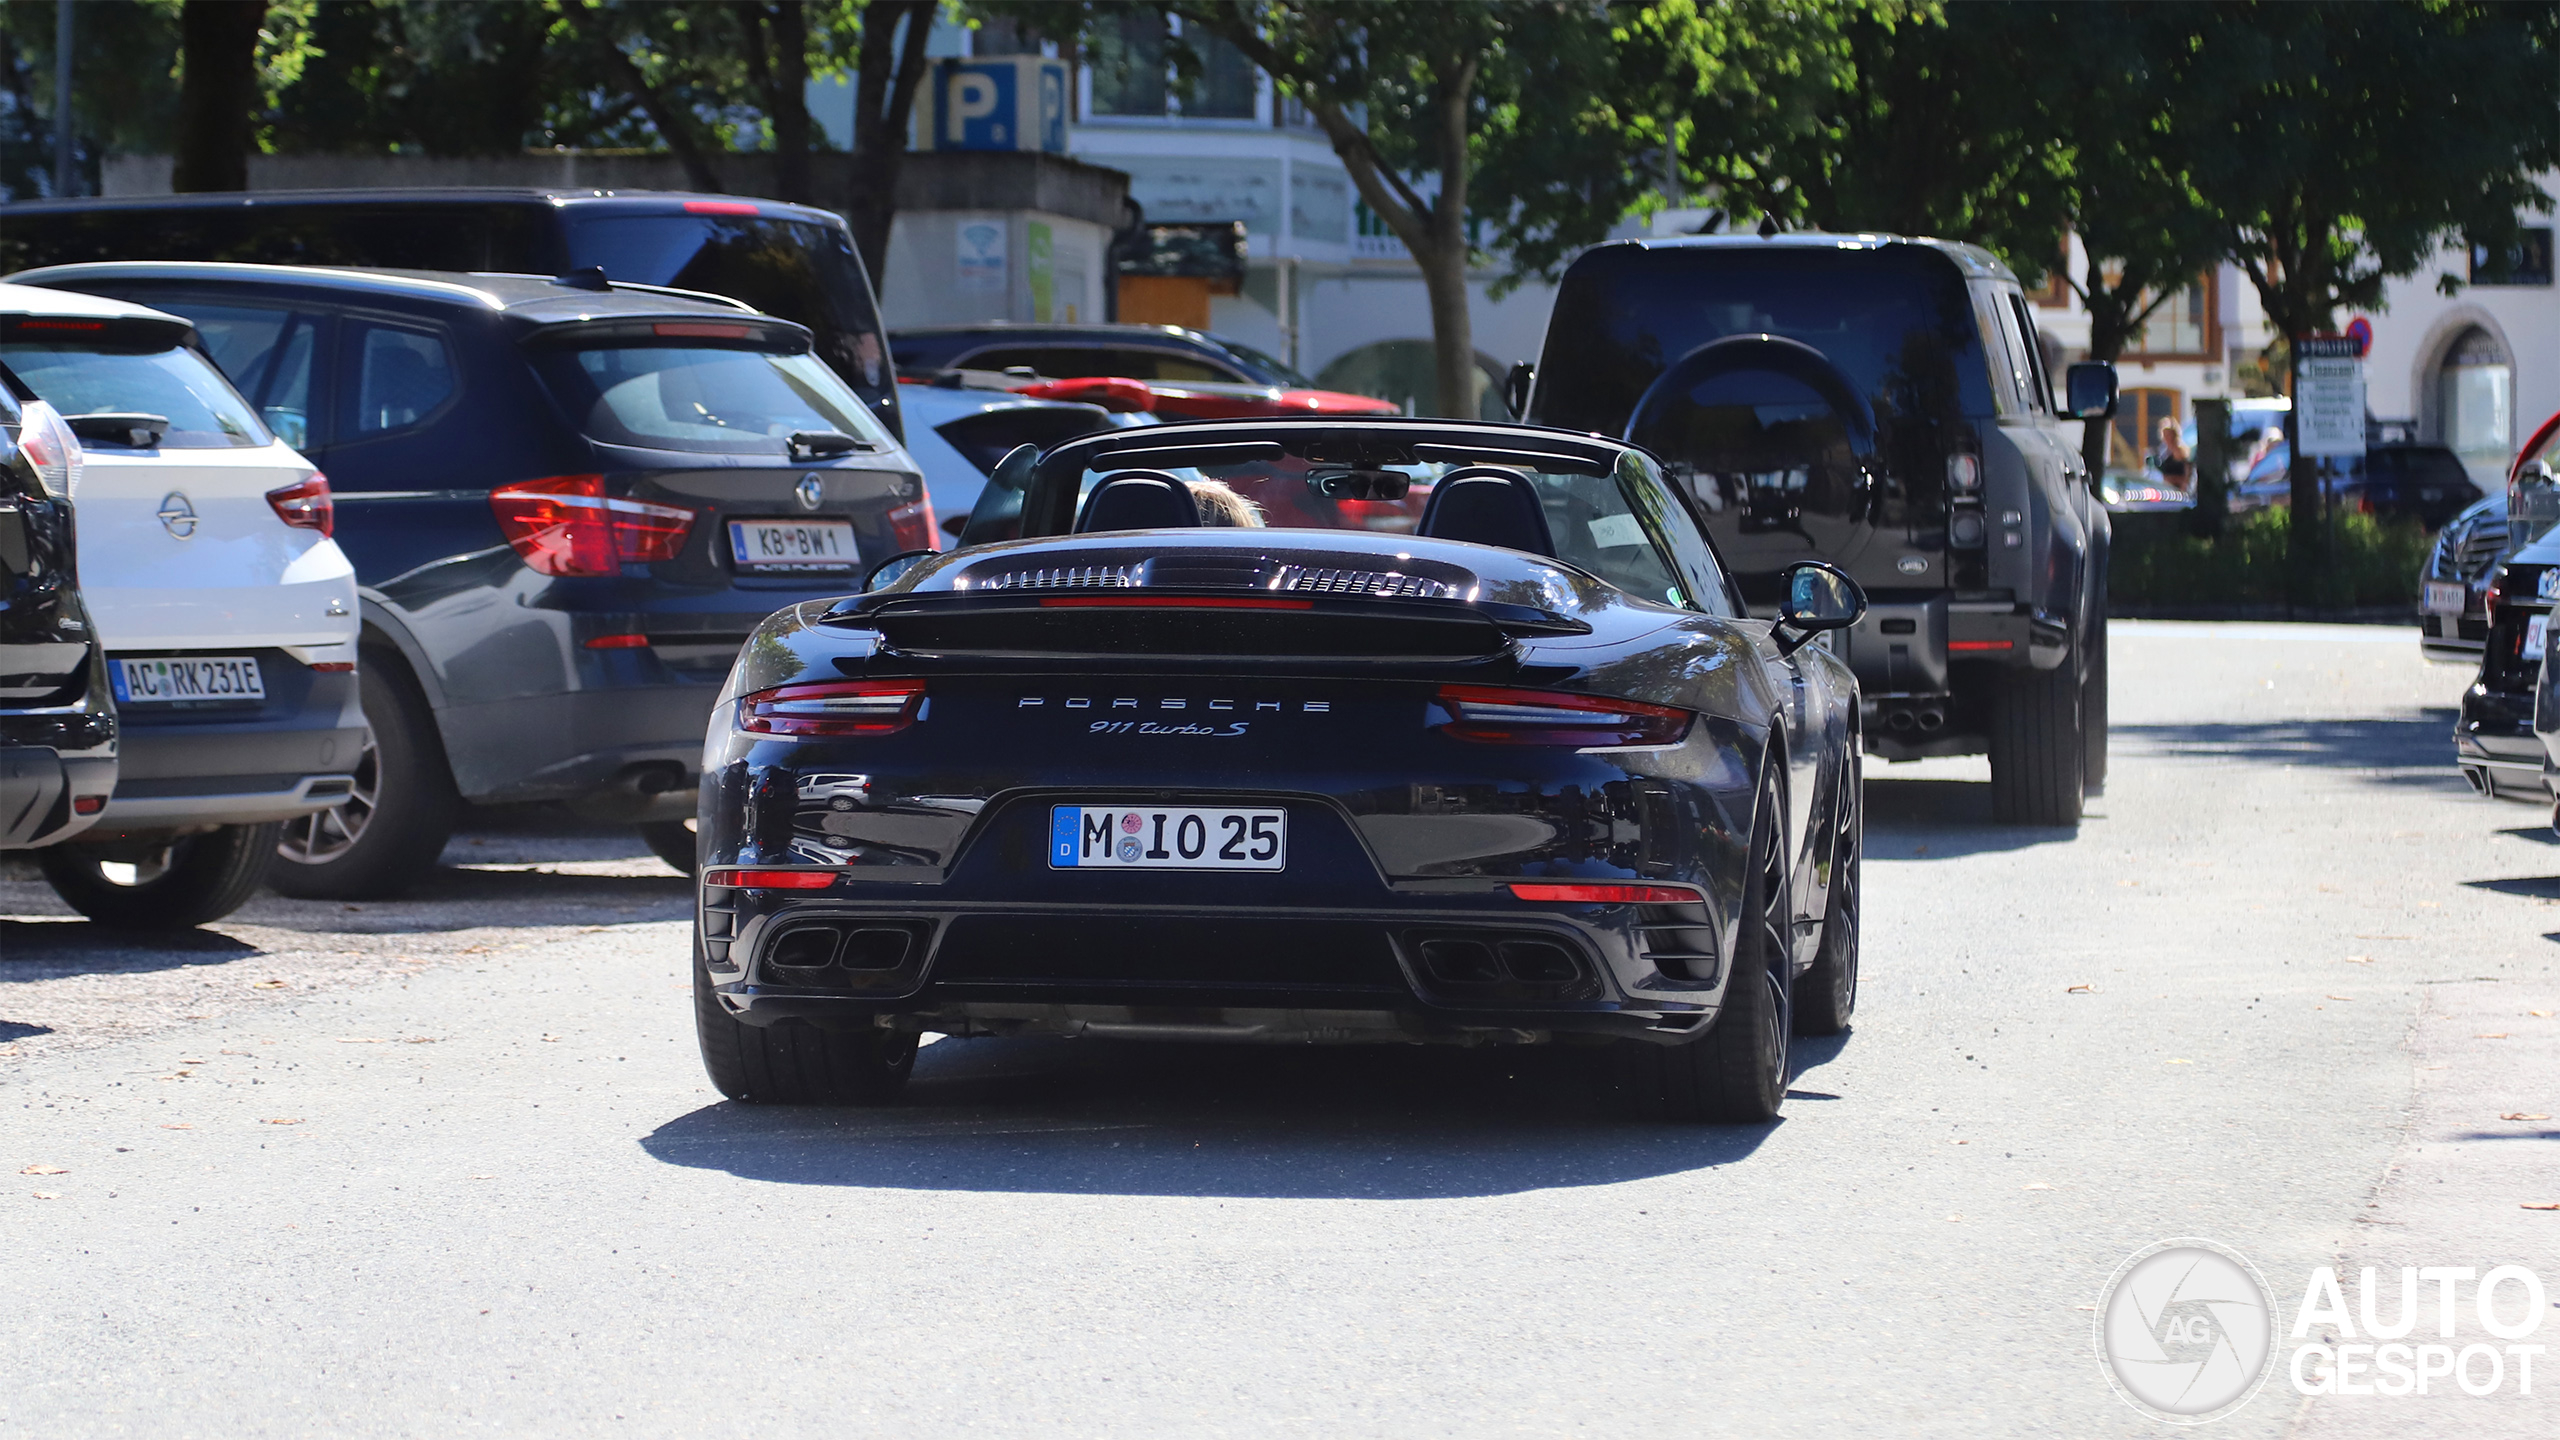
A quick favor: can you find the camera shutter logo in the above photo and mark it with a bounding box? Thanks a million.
[157,491,198,539]
[2096,1238,2276,1423]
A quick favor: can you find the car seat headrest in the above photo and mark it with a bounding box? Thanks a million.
[1415,466,1555,557]
[1075,469,1202,533]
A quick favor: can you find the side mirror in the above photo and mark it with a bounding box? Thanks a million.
[2065,362,2118,421]
[1775,560,1865,655]
[863,548,938,592]
[1504,361,1535,420]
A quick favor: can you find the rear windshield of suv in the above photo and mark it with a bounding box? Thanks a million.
[1537,244,1996,432]
[0,341,271,449]
[563,215,892,395]
[529,340,897,457]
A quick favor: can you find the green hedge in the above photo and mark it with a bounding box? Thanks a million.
[2108,507,2431,612]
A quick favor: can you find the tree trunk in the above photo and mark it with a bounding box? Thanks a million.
[769,3,810,205]
[1420,243,1475,418]
[172,0,265,194]
[846,0,933,285]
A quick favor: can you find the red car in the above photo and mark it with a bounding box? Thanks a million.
[1015,374,1398,422]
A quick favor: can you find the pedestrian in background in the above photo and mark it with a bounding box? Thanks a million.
[2154,418,2193,494]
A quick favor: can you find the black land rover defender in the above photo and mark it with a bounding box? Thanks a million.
[1524,234,2115,826]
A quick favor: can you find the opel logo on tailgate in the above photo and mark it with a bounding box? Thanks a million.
[796,474,825,512]
[157,492,198,539]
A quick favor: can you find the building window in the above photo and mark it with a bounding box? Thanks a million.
[1086,12,1258,120]
[1088,10,1168,116]
[2125,276,2212,357]
[2439,326,2513,482]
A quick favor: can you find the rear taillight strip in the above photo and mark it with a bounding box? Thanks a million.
[1434,684,1692,748]
[738,680,926,737]
[489,475,695,576]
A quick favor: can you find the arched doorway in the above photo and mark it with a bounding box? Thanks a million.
[1313,340,1508,419]
[2437,326,2513,485]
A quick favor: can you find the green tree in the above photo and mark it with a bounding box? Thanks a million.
[1148,1,1869,418]
[2178,1,2560,593]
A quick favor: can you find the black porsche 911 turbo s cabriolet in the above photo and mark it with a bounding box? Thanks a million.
[691,418,1867,1122]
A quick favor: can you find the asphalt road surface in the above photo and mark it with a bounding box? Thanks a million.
[4,622,2554,1438]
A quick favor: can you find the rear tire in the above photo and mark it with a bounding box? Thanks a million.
[1616,766,1791,1123]
[1794,749,1860,1036]
[638,819,698,876]
[271,659,458,900]
[694,940,915,1105]
[38,823,279,929]
[2082,610,2110,798]
[1989,657,2085,826]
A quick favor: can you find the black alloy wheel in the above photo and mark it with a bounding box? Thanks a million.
[269,659,459,900]
[1617,764,1792,1123]
[37,823,280,929]
[694,937,917,1105]
[1794,746,1860,1036]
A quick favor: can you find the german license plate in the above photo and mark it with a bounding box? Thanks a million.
[729,519,857,570]
[1049,805,1286,871]
[112,655,265,704]
[2423,580,2467,616]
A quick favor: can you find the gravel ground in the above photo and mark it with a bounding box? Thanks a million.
[0,808,689,1067]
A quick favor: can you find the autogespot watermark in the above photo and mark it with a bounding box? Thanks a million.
[2095,1239,2548,1423]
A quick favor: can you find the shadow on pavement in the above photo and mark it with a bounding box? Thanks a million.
[0,1020,53,1041]
[0,919,263,978]
[637,1029,1856,1198]
[2467,876,2560,901]
[2113,711,2462,784]
[1862,779,2080,858]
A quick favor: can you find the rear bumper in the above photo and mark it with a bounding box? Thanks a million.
[100,654,363,831]
[2457,680,2544,801]
[699,890,1735,1047]
[0,745,118,849]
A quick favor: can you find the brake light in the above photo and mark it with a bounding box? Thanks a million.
[653,322,755,340]
[265,474,334,536]
[489,475,694,576]
[2488,576,2509,620]
[1434,684,1691,748]
[683,200,763,216]
[1947,453,1983,494]
[1510,882,1702,904]
[888,495,940,552]
[72,795,105,815]
[15,401,82,499]
[584,633,649,650]
[1948,639,2014,652]
[701,868,835,889]
[738,679,925,736]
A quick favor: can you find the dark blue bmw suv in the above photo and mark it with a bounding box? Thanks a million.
[16,263,933,897]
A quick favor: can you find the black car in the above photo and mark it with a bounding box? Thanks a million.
[19,263,933,896]
[2465,526,2560,802]
[0,394,116,850]
[889,322,1316,389]
[0,188,903,441]
[692,418,1868,1124]
[1523,234,2113,826]
[2230,441,2483,530]
[2420,493,2507,664]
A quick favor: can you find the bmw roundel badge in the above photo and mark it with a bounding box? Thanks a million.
[796,473,826,511]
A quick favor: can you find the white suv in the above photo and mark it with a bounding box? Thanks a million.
[0,283,362,927]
